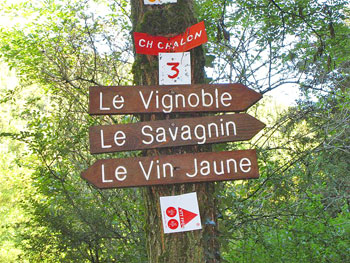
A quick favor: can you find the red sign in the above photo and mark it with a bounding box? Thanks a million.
[134,21,208,55]
[166,208,197,229]
[160,192,202,233]
[178,207,197,228]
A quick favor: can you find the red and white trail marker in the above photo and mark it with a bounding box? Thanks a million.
[160,192,202,234]
[159,52,191,85]
[144,0,177,5]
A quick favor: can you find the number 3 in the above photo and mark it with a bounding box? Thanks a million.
[167,62,180,79]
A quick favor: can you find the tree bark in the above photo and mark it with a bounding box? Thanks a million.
[130,0,220,262]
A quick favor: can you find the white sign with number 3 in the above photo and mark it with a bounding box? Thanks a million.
[159,52,191,85]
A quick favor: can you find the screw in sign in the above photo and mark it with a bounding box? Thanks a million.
[159,52,191,85]
[160,192,202,234]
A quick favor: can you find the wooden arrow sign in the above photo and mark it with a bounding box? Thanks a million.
[81,150,259,189]
[89,113,265,154]
[89,83,262,115]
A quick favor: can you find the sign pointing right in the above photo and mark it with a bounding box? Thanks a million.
[89,83,262,115]
[89,113,265,154]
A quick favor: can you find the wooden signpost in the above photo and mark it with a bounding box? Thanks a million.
[80,1,264,256]
[82,16,265,192]
[89,83,262,115]
[81,150,259,189]
[89,113,265,154]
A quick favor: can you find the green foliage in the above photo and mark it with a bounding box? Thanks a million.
[1,0,350,262]
[0,61,33,262]
[0,1,146,262]
[222,205,350,263]
[194,1,350,260]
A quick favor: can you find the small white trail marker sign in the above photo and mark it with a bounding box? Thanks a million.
[159,52,191,85]
[160,192,202,234]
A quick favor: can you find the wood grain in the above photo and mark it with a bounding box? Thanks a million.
[89,83,262,115]
[81,150,259,188]
[89,113,265,154]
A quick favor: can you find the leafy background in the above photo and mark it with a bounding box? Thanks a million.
[0,0,349,262]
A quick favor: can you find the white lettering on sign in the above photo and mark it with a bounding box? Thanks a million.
[100,130,112,149]
[134,21,207,55]
[101,164,113,183]
[99,92,125,110]
[139,160,174,180]
[100,164,128,183]
[81,150,259,188]
[138,88,232,113]
[99,92,110,111]
[139,39,145,47]
[144,0,177,5]
[112,95,124,109]
[102,155,253,182]
[139,160,152,180]
[188,93,200,107]
[195,30,202,39]
[159,52,191,85]
[185,157,252,178]
[221,92,232,106]
[146,41,153,48]
[139,39,154,48]
[240,158,252,173]
[141,119,236,145]
[100,129,126,148]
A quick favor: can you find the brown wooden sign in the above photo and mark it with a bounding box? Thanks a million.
[89,83,262,115]
[81,150,259,189]
[89,113,265,154]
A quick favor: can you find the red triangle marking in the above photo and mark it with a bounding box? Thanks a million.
[178,207,198,228]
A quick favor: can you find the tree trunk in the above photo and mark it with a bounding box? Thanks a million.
[130,0,220,262]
